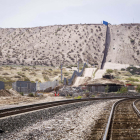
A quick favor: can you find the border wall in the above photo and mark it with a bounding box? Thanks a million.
[64,63,86,85]
[36,80,59,91]
[12,81,36,94]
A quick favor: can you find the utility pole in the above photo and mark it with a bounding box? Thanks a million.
[61,63,63,82]
[78,60,79,72]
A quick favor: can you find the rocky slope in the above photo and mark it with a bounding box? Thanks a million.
[1,23,140,68]
[0,24,106,67]
[106,24,140,65]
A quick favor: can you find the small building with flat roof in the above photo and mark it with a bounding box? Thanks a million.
[80,78,124,92]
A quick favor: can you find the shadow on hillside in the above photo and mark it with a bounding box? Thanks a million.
[101,26,111,69]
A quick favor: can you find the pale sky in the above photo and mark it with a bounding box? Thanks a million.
[0,0,139,28]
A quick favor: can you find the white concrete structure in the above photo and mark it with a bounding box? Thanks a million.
[73,68,96,87]
[94,69,106,79]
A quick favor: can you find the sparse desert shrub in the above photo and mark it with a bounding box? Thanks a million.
[121,68,125,71]
[0,50,2,56]
[125,77,139,82]
[35,78,39,81]
[138,41,140,46]
[106,69,113,74]
[94,62,98,65]
[85,64,88,68]
[30,72,36,76]
[53,70,60,75]
[30,81,35,83]
[74,96,82,99]
[64,72,69,76]
[126,66,140,75]
[28,93,34,97]
[56,28,61,32]
[66,95,72,98]
[20,92,24,96]
[105,85,109,93]
[66,66,72,69]
[22,67,29,71]
[43,75,50,81]
[35,69,40,71]
[24,77,30,81]
[33,65,36,69]
[4,77,11,81]
[79,66,83,70]
[130,39,135,43]
[42,71,47,74]
[3,72,9,75]
[70,64,77,67]
[136,85,140,93]
[14,75,21,78]
[17,72,26,77]
[117,87,128,93]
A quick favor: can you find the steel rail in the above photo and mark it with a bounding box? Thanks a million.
[103,98,140,140]
[133,99,140,116]
[0,96,138,118]
[102,98,128,140]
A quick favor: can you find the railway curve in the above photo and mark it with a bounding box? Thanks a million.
[103,98,140,140]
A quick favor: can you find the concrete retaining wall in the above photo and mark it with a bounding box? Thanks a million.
[0,100,99,133]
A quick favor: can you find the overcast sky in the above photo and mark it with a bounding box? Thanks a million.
[0,0,139,28]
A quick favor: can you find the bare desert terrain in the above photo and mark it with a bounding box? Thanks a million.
[106,24,140,65]
[0,24,106,68]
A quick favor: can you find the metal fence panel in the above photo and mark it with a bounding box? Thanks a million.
[64,63,87,85]
[0,81,4,90]
[12,81,36,94]
[36,80,59,91]
[127,86,135,90]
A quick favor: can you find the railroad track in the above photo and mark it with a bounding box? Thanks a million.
[0,96,140,138]
[103,98,140,140]
[0,96,133,118]
[87,101,114,140]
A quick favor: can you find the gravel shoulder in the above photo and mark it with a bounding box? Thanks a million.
[0,93,67,110]
[1,99,119,140]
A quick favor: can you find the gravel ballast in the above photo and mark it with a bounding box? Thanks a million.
[1,99,118,140]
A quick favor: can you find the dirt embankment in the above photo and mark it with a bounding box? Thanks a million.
[0,90,11,96]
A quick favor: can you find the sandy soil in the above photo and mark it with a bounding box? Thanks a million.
[0,93,67,110]
[0,65,73,86]
[103,62,135,70]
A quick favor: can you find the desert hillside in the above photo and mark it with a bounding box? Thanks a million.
[0,24,106,67]
[106,24,140,65]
